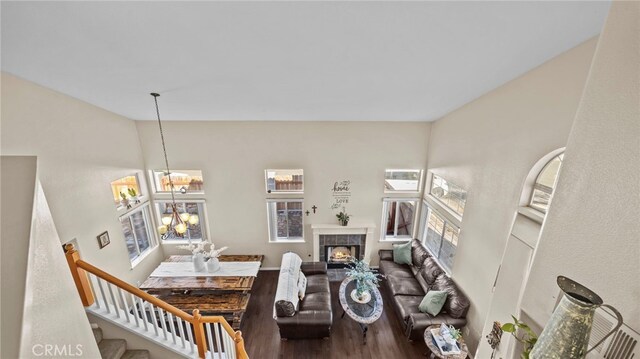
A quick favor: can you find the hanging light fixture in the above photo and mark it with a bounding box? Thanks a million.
[151,93,199,239]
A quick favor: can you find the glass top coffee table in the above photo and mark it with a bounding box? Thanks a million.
[338,277,383,344]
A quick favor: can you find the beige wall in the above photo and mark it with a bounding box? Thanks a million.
[20,180,101,358]
[1,156,38,359]
[523,1,640,332]
[135,121,430,268]
[426,38,597,351]
[1,73,164,285]
[1,156,101,358]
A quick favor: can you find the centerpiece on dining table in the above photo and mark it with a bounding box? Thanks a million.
[178,240,228,273]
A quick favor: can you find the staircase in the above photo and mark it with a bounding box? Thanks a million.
[65,244,249,359]
[92,325,150,359]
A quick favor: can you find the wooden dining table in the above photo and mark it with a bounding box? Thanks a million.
[139,254,264,294]
[139,254,264,329]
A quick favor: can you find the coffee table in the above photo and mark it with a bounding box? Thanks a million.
[424,325,469,358]
[338,277,383,344]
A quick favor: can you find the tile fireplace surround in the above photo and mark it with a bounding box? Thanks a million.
[311,222,376,263]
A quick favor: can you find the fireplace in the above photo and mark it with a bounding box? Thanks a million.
[318,234,366,268]
[311,222,376,264]
[325,245,361,268]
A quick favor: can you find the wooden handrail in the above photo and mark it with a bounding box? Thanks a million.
[74,257,193,322]
[64,244,249,359]
[201,317,249,359]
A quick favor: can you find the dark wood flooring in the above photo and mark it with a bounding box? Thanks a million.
[241,270,428,359]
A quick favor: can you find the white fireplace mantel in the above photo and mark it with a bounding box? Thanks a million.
[311,222,376,262]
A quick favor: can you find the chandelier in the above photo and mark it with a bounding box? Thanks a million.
[151,93,199,239]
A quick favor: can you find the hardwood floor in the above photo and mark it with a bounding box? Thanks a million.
[241,270,428,359]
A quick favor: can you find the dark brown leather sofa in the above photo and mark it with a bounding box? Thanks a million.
[378,239,470,340]
[274,262,333,339]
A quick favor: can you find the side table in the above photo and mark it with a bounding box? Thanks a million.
[424,325,469,358]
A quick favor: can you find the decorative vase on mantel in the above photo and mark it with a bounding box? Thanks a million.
[207,257,220,272]
[193,253,206,272]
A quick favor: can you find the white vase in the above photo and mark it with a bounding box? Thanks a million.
[193,253,206,272]
[207,257,220,272]
[350,289,372,304]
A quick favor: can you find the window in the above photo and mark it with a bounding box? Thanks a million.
[267,199,304,242]
[110,175,142,209]
[120,204,156,264]
[384,169,423,192]
[429,174,467,217]
[155,200,207,241]
[530,153,564,213]
[152,170,204,194]
[381,198,418,240]
[265,169,304,193]
[419,203,460,272]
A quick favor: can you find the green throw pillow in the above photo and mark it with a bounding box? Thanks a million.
[419,290,448,316]
[393,241,412,265]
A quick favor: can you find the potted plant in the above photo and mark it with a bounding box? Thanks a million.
[204,243,228,272]
[178,240,228,273]
[448,325,462,342]
[501,315,538,359]
[336,207,350,226]
[178,241,209,272]
[127,188,140,204]
[119,192,130,209]
[345,258,383,303]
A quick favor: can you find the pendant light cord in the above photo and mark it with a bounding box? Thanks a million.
[151,93,177,204]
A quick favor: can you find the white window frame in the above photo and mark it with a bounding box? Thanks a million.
[153,199,210,243]
[119,202,158,267]
[380,197,419,242]
[417,200,460,274]
[267,198,305,243]
[384,169,424,193]
[112,173,148,212]
[528,153,564,214]
[427,173,466,221]
[264,169,304,194]
[150,170,205,195]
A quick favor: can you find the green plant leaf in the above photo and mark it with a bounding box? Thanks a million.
[502,323,515,333]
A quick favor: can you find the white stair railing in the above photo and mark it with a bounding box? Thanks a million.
[64,244,248,359]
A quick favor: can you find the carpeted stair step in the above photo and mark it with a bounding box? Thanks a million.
[120,350,151,359]
[92,328,103,344]
[98,339,127,359]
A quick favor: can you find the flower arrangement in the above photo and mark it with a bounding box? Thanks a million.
[178,240,228,260]
[336,207,350,226]
[345,258,384,299]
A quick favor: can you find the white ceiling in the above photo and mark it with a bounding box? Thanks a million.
[1,1,610,122]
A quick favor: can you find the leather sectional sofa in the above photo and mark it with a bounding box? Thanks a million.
[378,239,470,340]
[274,258,333,339]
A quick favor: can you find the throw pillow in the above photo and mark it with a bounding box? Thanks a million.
[393,241,413,265]
[298,271,307,300]
[418,290,448,316]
